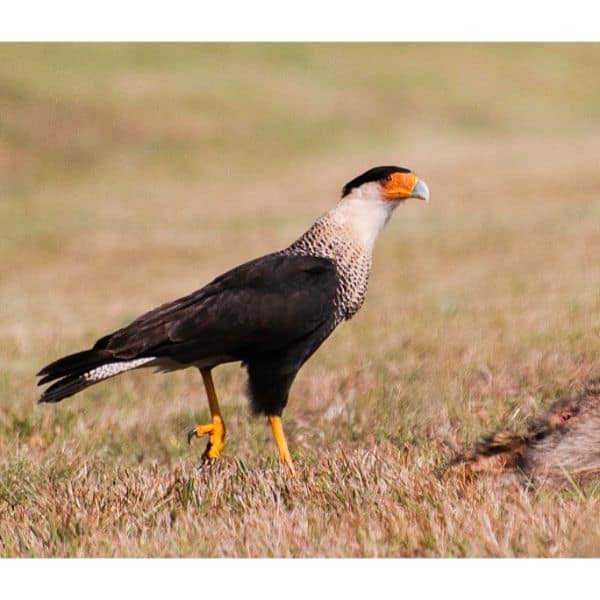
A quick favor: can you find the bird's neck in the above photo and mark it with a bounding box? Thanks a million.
[324,189,396,254]
[283,189,395,321]
[285,187,397,263]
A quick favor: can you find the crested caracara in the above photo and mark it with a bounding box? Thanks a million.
[37,166,430,474]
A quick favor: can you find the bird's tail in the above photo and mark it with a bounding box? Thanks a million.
[38,373,98,404]
[37,350,155,403]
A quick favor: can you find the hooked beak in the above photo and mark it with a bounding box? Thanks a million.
[381,172,430,202]
[411,179,430,202]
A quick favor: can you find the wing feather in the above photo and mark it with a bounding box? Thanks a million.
[91,253,338,364]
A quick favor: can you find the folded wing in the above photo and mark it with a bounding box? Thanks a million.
[38,253,338,390]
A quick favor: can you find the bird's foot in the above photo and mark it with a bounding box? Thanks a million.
[187,415,226,460]
[278,450,297,477]
[269,415,297,477]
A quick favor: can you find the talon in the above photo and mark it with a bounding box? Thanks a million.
[269,415,296,477]
[187,428,198,445]
[279,453,297,477]
[187,415,226,459]
[187,423,213,445]
[201,442,218,462]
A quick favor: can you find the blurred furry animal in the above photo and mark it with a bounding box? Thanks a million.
[454,379,600,488]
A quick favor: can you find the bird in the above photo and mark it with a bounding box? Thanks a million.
[37,165,430,475]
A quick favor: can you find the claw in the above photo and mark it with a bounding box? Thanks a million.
[187,428,196,445]
[186,415,226,459]
[269,415,296,477]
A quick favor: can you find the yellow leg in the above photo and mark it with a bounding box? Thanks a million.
[187,369,226,460]
[269,415,296,477]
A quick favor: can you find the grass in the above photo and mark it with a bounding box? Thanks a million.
[1,43,600,557]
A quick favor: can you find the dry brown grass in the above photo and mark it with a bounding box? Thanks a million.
[1,43,600,557]
[2,444,599,557]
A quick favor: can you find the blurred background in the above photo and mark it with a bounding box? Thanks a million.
[2,41,600,435]
[1,42,600,556]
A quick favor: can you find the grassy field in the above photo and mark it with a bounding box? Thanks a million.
[1,43,600,557]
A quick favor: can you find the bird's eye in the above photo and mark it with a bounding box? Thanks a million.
[382,174,393,183]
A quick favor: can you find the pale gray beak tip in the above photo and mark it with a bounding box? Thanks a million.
[412,179,430,203]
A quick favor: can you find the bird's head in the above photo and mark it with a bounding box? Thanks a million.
[331,165,429,250]
[341,166,430,204]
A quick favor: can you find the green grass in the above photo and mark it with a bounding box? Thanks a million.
[1,43,600,556]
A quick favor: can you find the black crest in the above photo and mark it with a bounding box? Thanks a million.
[341,165,412,198]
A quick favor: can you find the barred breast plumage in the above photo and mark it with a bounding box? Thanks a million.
[282,213,373,324]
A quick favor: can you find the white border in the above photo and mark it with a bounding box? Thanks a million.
[1,0,599,41]
[1,558,598,599]
[1,0,598,588]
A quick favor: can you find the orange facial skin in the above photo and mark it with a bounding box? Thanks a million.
[381,172,419,201]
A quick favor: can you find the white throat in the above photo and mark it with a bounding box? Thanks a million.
[326,183,397,253]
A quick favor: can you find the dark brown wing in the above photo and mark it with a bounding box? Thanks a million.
[41,253,338,380]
